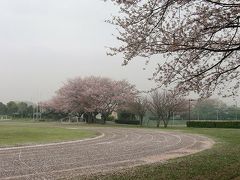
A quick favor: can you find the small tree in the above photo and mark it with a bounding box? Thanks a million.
[148,90,186,128]
[17,102,28,118]
[7,101,18,117]
[128,96,148,126]
[0,102,7,115]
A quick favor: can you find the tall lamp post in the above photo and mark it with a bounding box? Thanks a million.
[235,101,238,121]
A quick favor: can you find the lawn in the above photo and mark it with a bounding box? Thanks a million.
[1,121,239,179]
[0,122,98,147]
[88,127,240,180]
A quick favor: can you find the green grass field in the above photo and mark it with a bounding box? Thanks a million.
[90,127,240,180]
[0,122,98,147]
[1,121,239,179]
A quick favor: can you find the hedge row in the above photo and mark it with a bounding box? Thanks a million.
[115,119,140,125]
[187,121,240,128]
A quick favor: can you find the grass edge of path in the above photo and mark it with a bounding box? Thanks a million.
[0,123,100,148]
[77,127,240,180]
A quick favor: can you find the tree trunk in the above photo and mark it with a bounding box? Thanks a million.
[163,112,171,128]
[140,116,143,126]
[156,120,160,128]
[102,112,111,124]
[147,118,150,127]
[83,113,88,123]
[163,121,168,128]
[102,114,107,124]
[163,117,170,128]
[85,113,92,124]
[90,113,94,123]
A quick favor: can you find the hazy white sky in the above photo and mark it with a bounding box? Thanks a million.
[0,0,157,103]
[0,0,237,105]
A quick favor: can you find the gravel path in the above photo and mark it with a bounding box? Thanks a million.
[0,127,214,180]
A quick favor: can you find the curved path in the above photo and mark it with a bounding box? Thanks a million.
[0,127,214,180]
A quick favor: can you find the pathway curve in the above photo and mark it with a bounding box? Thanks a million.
[0,127,214,180]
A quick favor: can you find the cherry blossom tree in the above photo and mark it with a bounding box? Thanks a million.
[40,97,69,121]
[43,76,137,123]
[99,79,137,123]
[148,90,187,128]
[107,0,240,97]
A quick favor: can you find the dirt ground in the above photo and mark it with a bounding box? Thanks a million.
[0,127,214,180]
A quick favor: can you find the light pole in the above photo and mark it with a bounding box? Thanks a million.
[235,101,238,120]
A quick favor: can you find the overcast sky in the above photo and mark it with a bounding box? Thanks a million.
[0,0,158,103]
[0,0,238,105]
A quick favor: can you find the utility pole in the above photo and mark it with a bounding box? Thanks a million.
[236,101,238,121]
[188,99,191,121]
[33,105,35,120]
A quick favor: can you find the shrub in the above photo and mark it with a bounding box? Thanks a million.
[187,121,240,128]
[118,110,136,120]
[106,115,115,121]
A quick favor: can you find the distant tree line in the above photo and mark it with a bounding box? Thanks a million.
[0,101,34,118]
[191,99,240,121]
[119,96,240,127]
[3,77,238,127]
